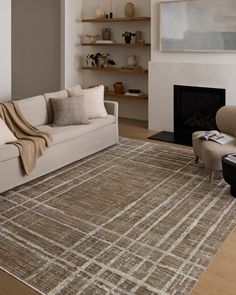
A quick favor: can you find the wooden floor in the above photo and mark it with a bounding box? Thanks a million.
[0,118,236,295]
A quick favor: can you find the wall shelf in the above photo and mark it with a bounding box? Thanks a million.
[81,17,150,23]
[81,43,151,47]
[81,66,148,73]
[80,9,151,121]
[105,91,148,100]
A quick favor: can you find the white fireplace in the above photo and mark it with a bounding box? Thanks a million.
[148,61,236,132]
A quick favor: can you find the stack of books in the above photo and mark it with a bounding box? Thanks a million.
[124,89,145,97]
[225,154,236,164]
[198,130,233,145]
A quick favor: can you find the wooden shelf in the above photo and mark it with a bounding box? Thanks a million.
[81,43,151,47]
[105,91,148,100]
[81,66,148,73]
[81,16,150,23]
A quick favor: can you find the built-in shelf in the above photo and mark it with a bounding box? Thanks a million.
[81,43,151,47]
[81,66,148,73]
[81,16,150,23]
[105,91,148,100]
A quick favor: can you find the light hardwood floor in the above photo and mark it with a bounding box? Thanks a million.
[0,118,235,295]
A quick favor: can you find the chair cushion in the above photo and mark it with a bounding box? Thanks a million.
[192,131,236,171]
[50,96,89,126]
[16,95,48,127]
[44,90,69,123]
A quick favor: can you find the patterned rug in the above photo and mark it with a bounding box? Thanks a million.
[0,138,236,295]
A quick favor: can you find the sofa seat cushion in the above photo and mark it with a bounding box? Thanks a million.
[38,115,116,145]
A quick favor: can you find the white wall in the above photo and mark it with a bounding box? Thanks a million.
[62,0,83,89]
[149,0,236,131]
[0,0,11,101]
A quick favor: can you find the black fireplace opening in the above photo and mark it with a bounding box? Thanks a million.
[149,85,225,146]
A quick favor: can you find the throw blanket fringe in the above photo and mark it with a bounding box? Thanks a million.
[0,101,53,175]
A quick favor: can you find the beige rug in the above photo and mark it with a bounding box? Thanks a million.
[0,138,236,295]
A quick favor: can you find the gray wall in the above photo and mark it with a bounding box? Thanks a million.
[12,0,61,99]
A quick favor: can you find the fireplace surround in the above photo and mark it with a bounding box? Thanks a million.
[149,85,225,146]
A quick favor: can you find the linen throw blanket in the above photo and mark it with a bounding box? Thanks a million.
[0,101,52,175]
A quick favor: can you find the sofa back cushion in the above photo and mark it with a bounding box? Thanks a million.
[68,85,107,119]
[16,95,48,127]
[44,90,69,123]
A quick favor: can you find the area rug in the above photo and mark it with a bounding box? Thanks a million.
[0,137,236,295]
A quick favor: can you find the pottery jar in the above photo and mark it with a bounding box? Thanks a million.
[124,2,135,18]
[102,28,111,40]
[114,82,124,94]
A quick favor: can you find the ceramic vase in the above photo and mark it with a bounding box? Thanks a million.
[95,6,105,19]
[127,55,137,67]
[125,35,132,44]
[102,28,111,40]
[124,2,135,18]
[97,57,106,68]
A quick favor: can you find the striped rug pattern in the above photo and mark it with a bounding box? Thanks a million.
[0,138,236,295]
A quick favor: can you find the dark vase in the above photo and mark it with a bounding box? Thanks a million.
[125,36,132,44]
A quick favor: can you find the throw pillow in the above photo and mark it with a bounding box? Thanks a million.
[0,118,17,145]
[50,96,89,127]
[44,89,69,123]
[68,85,107,119]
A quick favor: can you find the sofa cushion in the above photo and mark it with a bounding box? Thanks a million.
[68,85,108,119]
[0,118,17,145]
[44,90,69,123]
[16,95,48,127]
[0,144,19,162]
[39,115,115,145]
[50,96,89,127]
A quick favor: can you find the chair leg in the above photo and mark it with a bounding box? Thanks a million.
[209,171,214,183]
[195,156,199,164]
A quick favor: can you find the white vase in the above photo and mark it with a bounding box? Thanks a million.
[127,55,137,67]
[95,6,105,19]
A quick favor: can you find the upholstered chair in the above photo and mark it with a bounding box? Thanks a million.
[192,106,236,181]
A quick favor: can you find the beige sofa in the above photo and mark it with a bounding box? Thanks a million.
[0,90,119,193]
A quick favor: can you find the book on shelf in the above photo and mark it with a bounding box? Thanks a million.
[124,92,145,97]
[198,130,234,145]
[225,154,236,164]
[95,40,115,44]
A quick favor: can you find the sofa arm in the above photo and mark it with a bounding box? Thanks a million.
[104,101,118,120]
